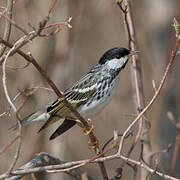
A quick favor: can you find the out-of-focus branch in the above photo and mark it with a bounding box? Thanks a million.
[1,37,23,175]
[0,0,13,56]
[0,130,178,179]
[0,151,179,180]
[7,152,93,180]
[0,134,20,155]
[0,13,28,35]
[46,131,118,174]
[167,111,180,175]
[116,1,151,178]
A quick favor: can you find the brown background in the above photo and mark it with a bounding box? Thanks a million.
[0,0,180,179]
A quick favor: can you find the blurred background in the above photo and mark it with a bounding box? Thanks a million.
[0,0,180,179]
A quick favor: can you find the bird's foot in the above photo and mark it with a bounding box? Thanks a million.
[83,123,94,135]
[88,137,99,149]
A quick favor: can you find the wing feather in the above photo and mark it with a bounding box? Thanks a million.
[39,73,97,132]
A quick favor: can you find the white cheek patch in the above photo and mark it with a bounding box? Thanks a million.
[106,58,128,70]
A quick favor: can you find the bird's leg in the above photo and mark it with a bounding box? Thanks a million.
[67,117,94,132]
[67,117,98,148]
[88,137,99,149]
[83,118,99,149]
[83,118,94,135]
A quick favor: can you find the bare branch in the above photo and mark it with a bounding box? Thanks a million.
[0,0,13,56]
[6,152,93,180]
[0,152,180,180]
[2,41,18,113]
[118,19,180,156]
[116,1,151,178]
[0,133,20,155]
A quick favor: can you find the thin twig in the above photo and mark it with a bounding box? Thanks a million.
[0,0,13,56]
[168,17,180,176]
[47,131,118,173]
[44,17,72,29]
[2,42,18,113]
[48,0,57,16]
[0,134,20,155]
[0,16,71,65]
[7,86,51,115]
[5,152,93,180]
[0,13,28,35]
[102,131,133,151]
[2,37,22,175]
[151,144,172,158]
[6,61,30,70]
[6,126,22,174]
[168,114,180,175]
[118,30,180,156]
[0,112,7,118]
[0,152,180,180]
[117,1,151,179]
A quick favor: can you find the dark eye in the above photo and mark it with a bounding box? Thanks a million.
[116,54,121,59]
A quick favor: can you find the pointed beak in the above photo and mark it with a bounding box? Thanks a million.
[129,50,140,56]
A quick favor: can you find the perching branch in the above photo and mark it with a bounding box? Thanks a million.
[0,14,108,180]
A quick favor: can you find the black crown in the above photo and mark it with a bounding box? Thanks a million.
[99,47,130,65]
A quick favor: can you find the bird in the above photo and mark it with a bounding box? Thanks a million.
[10,47,138,140]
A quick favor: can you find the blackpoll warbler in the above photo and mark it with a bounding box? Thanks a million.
[10,47,138,140]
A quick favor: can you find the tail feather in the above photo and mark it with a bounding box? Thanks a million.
[9,112,36,130]
[49,118,76,140]
[9,111,50,131]
[9,110,76,139]
[38,115,61,133]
